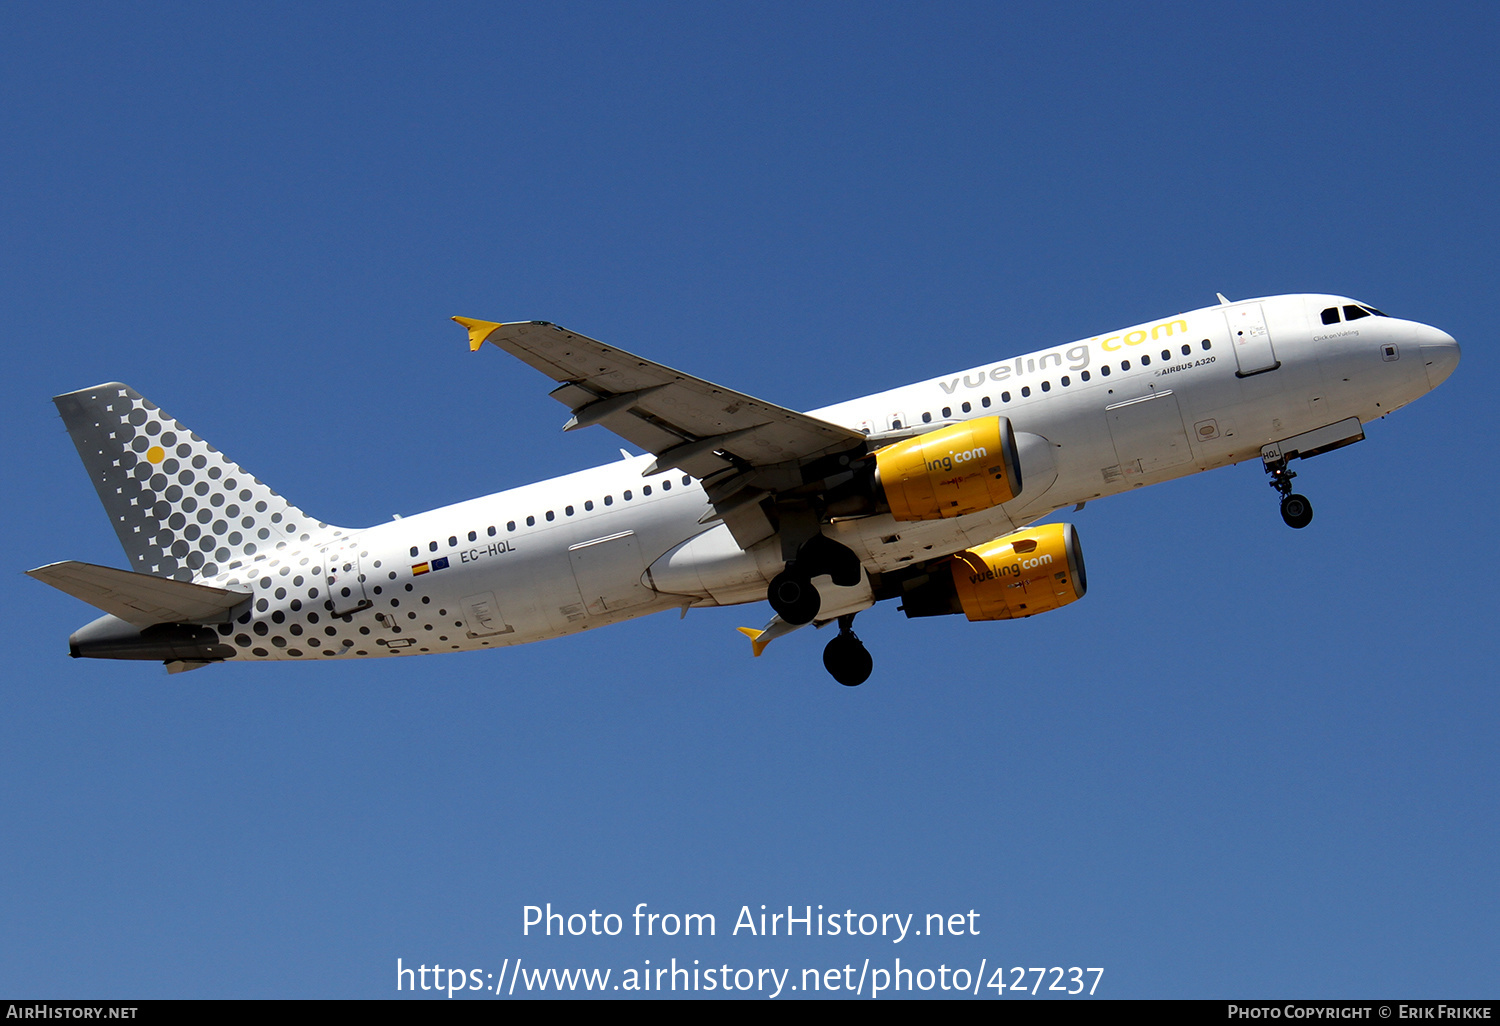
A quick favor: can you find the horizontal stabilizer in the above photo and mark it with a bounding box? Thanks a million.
[27,561,252,629]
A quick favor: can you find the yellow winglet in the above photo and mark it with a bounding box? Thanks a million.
[736,626,771,658]
[452,316,503,352]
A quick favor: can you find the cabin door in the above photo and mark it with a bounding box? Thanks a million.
[1223,302,1279,376]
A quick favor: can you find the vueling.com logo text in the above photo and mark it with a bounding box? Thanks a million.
[968,551,1052,584]
[927,446,988,473]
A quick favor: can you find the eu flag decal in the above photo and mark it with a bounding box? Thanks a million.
[432,556,450,571]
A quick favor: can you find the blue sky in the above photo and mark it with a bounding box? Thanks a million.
[3,1,1496,999]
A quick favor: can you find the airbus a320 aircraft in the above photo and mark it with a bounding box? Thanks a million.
[30,294,1458,685]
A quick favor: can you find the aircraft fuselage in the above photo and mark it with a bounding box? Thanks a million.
[52,293,1459,668]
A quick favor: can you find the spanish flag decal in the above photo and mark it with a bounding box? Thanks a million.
[411,562,431,576]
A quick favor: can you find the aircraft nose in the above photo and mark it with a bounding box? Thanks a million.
[1418,328,1460,390]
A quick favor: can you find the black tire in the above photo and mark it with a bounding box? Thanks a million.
[1281,493,1313,529]
[768,571,821,625]
[823,633,873,687]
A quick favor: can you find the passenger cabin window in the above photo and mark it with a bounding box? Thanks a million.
[922,412,932,423]
[526,516,535,526]
[1344,305,1370,321]
[468,531,477,542]
[1321,307,1341,325]
[942,407,951,418]
[981,396,991,407]
[961,401,971,413]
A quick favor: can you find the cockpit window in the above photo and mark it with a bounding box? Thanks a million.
[1343,305,1370,321]
[1360,305,1388,317]
[1321,307,1340,325]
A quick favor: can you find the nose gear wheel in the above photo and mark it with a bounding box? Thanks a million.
[1280,493,1313,529]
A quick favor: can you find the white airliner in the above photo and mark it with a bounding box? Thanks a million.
[30,293,1458,685]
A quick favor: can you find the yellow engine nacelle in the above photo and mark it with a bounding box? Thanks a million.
[873,416,1022,521]
[948,523,1086,621]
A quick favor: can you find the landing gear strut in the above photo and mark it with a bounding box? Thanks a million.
[822,614,872,687]
[1265,456,1313,529]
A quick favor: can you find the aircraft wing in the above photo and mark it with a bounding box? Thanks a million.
[456,318,870,546]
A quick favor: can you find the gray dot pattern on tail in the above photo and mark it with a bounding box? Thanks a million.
[53,383,334,582]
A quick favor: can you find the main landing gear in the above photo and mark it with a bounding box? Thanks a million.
[1264,455,1314,529]
[822,614,872,687]
[766,534,862,626]
[760,534,872,685]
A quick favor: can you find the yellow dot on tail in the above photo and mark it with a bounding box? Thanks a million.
[146,446,165,464]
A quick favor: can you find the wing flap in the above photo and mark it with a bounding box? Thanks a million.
[28,561,252,628]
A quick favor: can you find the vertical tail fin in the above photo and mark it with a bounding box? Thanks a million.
[53,383,338,582]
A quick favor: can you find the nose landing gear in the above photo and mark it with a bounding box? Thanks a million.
[1265,455,1313,529]
[822,614,872,687]
[1259,418,1368,530]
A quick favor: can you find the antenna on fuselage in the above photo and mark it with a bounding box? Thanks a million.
[1216,292,1232,305]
